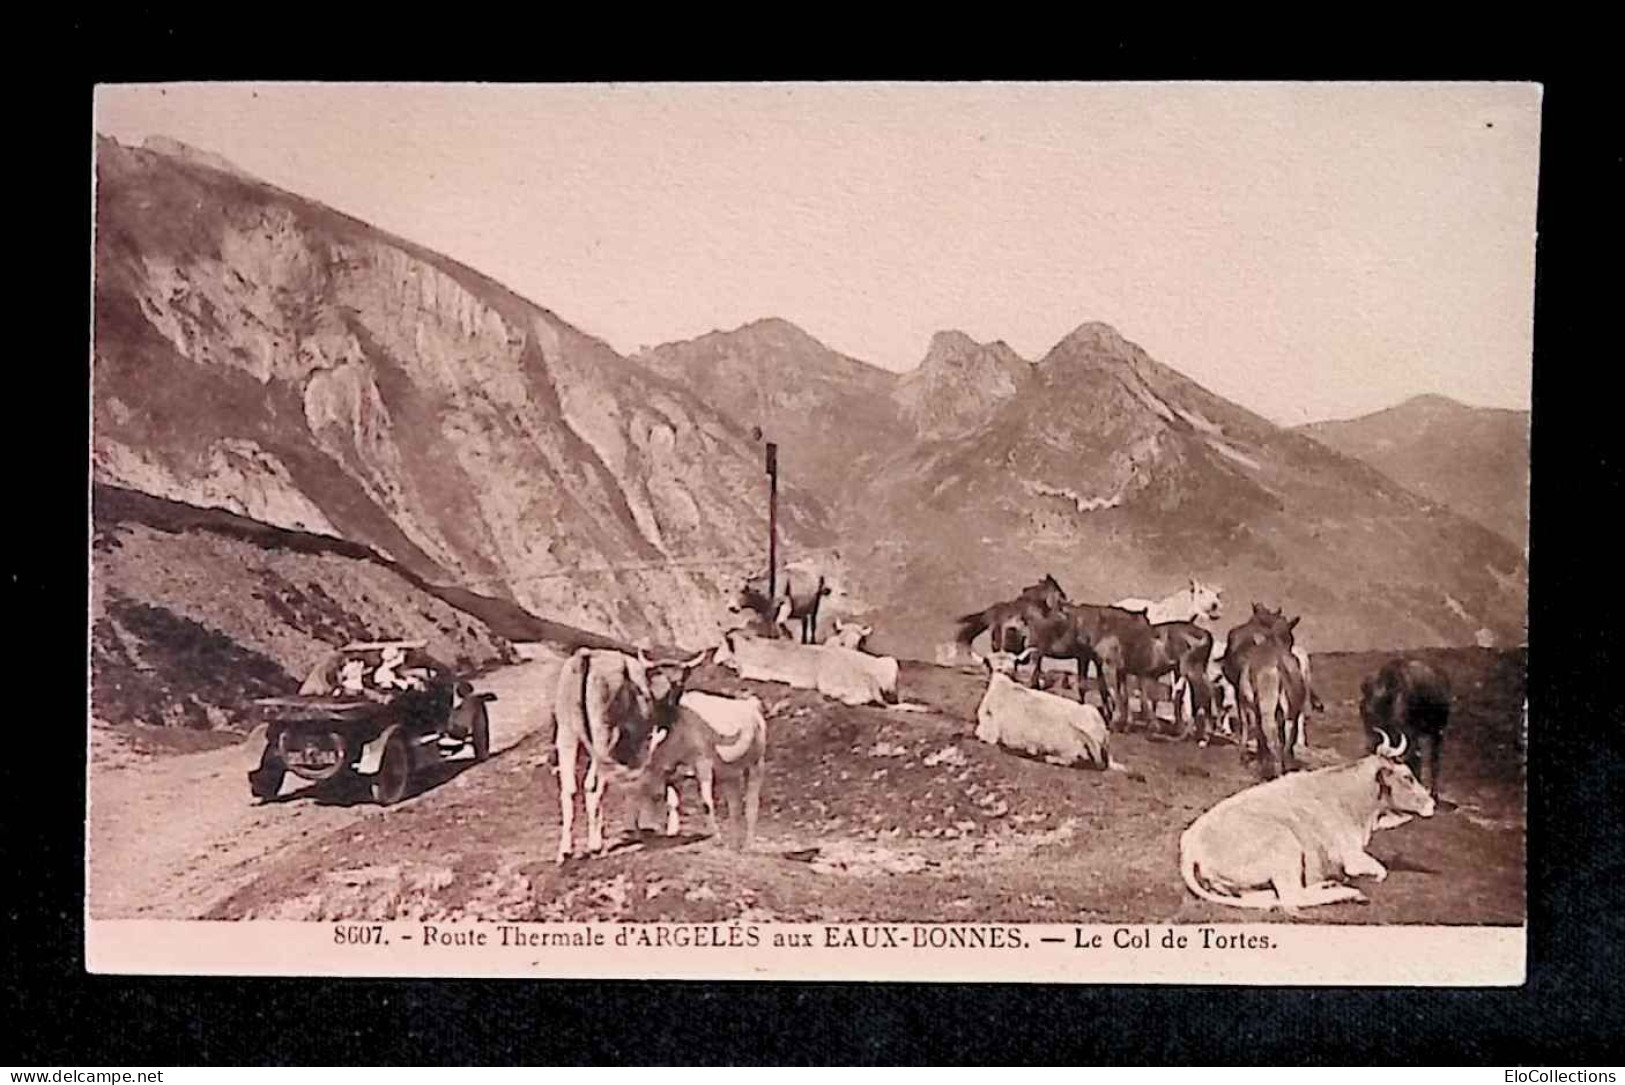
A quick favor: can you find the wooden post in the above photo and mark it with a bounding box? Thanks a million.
[766,441,779,602]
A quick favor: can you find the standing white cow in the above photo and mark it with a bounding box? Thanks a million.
[548,647,703,863]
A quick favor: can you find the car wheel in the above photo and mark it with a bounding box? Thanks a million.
[472,703,491,762]
[370,727,412,806]
[248,745,286,801]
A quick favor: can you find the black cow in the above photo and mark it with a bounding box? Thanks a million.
[1358,658,1452,799]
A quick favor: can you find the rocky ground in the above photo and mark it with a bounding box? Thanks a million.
[88,646,1524,926]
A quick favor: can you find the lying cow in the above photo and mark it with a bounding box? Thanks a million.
[1179,729,1436,911]
[714,632,900,707]
[635,691,769,850]
[549,646,703,863]
[1359,657,1452,799]
[827,620,872,650]
[971,649,1112,770]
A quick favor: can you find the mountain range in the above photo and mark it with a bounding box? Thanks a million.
[92,134,1529,685]
[93,135,833,651]
[1299,394,1529,549]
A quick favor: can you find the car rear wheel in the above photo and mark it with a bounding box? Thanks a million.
[248,745,286,801]
[472,703,491,762]
[370,727,412,806]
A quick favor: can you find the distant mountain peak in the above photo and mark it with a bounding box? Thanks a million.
[137,135,254,180]
[1402,393,1467,411]
[731,316,823,345]
[926,328,981,354]
[895,330,1032,441]
[1053,320,1134,355]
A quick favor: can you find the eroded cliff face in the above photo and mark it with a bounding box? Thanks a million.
[93,137,831,649]
[892,330,1032,442]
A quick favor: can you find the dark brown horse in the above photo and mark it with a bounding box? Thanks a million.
[1221,603,1301,762]
[1238,638,1308,779]
[1017,601,1149,725]
[955,574,1067,652]
[1128,621,1216,737]
[1077,611,1214,734]
[1220,603,1299,693]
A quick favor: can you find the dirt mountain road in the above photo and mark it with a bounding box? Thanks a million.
[88,652,563,920]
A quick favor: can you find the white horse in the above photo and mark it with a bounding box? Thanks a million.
[1114,577,1225,625]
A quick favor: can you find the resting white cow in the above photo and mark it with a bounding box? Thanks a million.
[1180,729,1437,911]
[821,644,900,706]
[971,649,1112,770]
[549,647,703,863]
[636,691,769,849]
[714,632,899,707]
[827,620,872,650]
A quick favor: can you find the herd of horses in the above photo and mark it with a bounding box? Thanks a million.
[954,574,1324,779]
[720,561,1462,796]
[724,563,1324,780]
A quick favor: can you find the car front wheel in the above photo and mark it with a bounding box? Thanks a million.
[369,726,412,806]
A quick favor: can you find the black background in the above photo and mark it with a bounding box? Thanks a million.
[11,20,1621,1065]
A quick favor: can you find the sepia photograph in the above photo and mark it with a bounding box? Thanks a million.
[85,81,1537,981]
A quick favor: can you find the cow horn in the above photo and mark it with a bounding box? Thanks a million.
[1374,728,1396,758]
[1392,731,1408,759]
[681,652,706,669]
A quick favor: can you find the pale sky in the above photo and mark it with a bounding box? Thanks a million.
[94,82,1541,424]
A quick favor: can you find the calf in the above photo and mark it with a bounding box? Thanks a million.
[1180,729,1437,911]
[1359,657,1452,799]
[971,649,1112,770]
[635,691,769,850]
[549,647,703,863]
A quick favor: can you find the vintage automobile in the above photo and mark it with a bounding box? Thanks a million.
[246,640,495,805]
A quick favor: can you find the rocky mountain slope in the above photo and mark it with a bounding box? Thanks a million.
[91,484,517,734]
[893,330,1033,441]
[636,318,905,504]
[832,324,1529,657]
[93,136,833,650]
[1300,394,1530,548]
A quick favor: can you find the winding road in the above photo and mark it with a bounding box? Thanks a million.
[88,652,564,919]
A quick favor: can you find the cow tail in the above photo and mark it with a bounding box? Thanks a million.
[1180,834,1279,910]
[955,609,990,646]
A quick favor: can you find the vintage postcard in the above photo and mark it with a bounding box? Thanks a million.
[86,81,1537,982]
